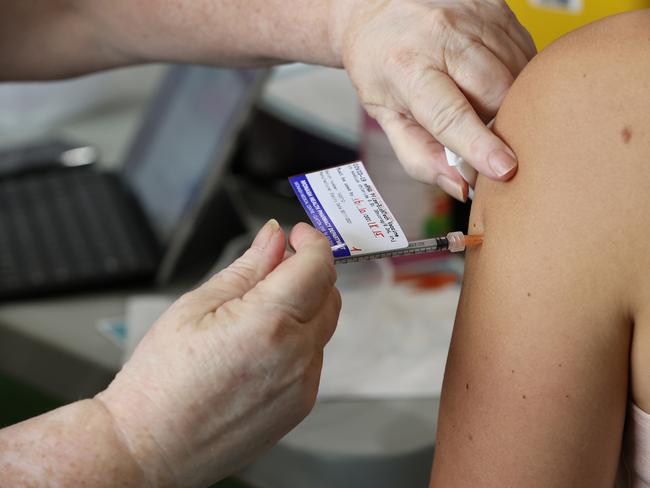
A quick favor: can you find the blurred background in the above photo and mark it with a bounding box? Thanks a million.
[0,2,648,487]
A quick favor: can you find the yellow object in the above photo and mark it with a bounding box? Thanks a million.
[507,0,650,50]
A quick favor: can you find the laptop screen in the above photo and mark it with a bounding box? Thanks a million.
[122,65,265,245]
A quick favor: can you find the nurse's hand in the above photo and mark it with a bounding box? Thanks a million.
[97,220,340,487]
[333,0,536,201]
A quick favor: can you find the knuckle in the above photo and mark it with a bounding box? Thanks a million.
[315,239,332,261]
[300,385,318,416]
[301,357,322,404]
[260,305,303,344]
[308,242,337,286]
[504,5,518,24]
[467,130,490,161]
[313,230,332,251]
[494,0,510,12]
[467,0,485,12]
[324,260,337,288]
[426,7,455,30]
[364,104,385,122]
[264,305,290,329]
[488,0,517,28]
[468,136,482,158]
[333,288,343,313]
[429,99,471,139]
[174,291,197,310]
[469,72,511,109]
[218,257,257,289]
[311,264,337,296]
[452,39,484,66]
[165,291,201,323]
[482,0,506,13]
[214,298,242,323]
[472,69,495,90]
[175,291,192,305]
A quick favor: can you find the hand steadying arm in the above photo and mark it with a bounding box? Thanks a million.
[0,1,536,194]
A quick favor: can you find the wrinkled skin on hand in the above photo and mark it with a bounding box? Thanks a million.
[97,221,341,487]
[334,0,536,201]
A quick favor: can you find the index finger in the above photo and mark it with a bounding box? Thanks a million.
[245,223,337,323]
[409,69,518,181]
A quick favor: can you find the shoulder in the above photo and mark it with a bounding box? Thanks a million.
[471,8,650,316]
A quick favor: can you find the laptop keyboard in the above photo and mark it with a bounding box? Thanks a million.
[0,169,159,298]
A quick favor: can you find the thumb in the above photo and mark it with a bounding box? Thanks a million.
[245,223,336,324]
[184,219,286,316]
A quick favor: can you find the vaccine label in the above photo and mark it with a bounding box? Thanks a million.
[289,161,408,258]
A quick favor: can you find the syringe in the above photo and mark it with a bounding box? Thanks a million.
[334,231,483,265]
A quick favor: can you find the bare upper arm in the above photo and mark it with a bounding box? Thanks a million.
[430,10,650,487]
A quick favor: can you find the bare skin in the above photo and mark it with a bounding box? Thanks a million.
[0,223,342,487]
[0,400,146,486]
[430,9,650,487]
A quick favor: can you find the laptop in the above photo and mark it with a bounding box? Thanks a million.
[0,65,268,300]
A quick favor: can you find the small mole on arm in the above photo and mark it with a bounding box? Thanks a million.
[622,126,633,144]
[511,369,515,374]
[565,395,570,399]
[527,292,531,297]
[465,383,469,390]
[522,395,527,400]
[582,73,587,78]
[558,363,562,368]
[468,434,473,441]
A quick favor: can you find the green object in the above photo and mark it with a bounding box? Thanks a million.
[424,213,452,239]
[0,373,63,427]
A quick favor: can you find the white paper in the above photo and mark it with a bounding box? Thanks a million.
[290,161,409,258]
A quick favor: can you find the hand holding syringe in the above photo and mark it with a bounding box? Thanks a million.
[334,232,483,265]
[290,162,484,266]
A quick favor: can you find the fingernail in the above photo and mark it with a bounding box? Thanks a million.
[488,149,518,178]
[436,175,466,203]
[253,219,280,249]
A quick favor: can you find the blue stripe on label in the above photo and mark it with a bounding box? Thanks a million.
[289,174,351,258]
